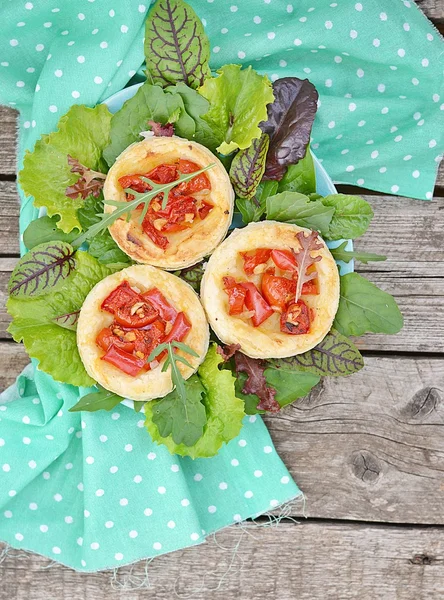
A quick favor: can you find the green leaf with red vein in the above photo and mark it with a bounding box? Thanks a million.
[269,329,364,377]
[144,0,211,89]
[52,310,80,331]
[230,134,269,200]
[8,242,76,299]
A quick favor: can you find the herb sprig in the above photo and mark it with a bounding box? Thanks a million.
[73,164,214,247]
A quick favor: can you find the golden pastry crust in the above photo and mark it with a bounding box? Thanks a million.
[200,221,340,359]
[103,137,234,270]
[77,265,209,401]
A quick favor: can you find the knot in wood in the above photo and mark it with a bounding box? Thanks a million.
[350,450,382,484]
[410,554,434,566]
[406,387,442,420]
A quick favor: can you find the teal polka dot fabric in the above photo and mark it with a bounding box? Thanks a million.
[0,0,442,572]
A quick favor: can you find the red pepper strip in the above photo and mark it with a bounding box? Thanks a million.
[223,276,247,315]
[163,312,191,343]
[142,288,178,322]
[101,281,144,314]
[270,249,297,272]
[240,282,274,327]
[101,345,146,377]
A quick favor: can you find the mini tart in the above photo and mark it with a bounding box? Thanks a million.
[103,137,234,270]
[200,221,340,359]
[77,265,209,401]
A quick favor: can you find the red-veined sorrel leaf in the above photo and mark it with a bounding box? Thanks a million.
[8,241,76,299]
[144,0,211,89]
[52,310,80,331]
[229,134,269,200]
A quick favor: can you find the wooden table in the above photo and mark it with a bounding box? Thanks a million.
[1,2,444,598]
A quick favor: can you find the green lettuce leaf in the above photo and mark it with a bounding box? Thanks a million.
[7,251,114,387]
[103,82,185,166]
[266,191,335,235]
[175,262,205,292]
[277,149,316,196]
[333,272,404,336]
[23,216,78,250]
[19,105,112,233]
[144,0,211,89]
[330,241,387,264]
[321,194,373,240]
[198,65,274,155]
[236,180,278,225]
[144,344,245,458]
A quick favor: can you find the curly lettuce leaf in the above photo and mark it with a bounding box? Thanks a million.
[144,0,211,89]
[198,65,274,155]
[7,251,114,387]
[321,194,373,240]
[19,105,112,233]
[144,344,245,458]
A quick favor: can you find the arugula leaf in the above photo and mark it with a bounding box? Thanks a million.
[7,251,114,387]
[69,386,123,413]
[19,104,112,233]
[269,329,364,377]
[198,64,274,155]
[9,242,76,299]
[330,241,387,265]
[176,262,205,292]
[265,191,335,235]
[145,344,245,458]
[23,216,78,250]
[333,272,403,336]
[230,134,269,199]
[144,0,211,89]
[103,82,185,166]
[277,149,316,196]
[236,180,278,225]
[261,78,318,180]
[133,401,145,413]
[321,194,373,240]
[151,375,207,446]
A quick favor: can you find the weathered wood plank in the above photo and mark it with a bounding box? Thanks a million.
[1,346,444,525]
[0,182,20,254]
[0,106,18,176]
[416,0,444,21]
[2,521,444,600]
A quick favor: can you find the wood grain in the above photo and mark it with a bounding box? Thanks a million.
[2,521,444,600]
[1,345,443,525]
[416,0,444,21]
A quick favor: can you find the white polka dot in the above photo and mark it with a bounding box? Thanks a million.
[49,105,58,113]
[25,2,33,8]
[8,490,16,497]
[238,439,247,447]
[299,16,307,22]
[381,107,389,114]
[65,463,73,471]
[110,466,118,473]
[194,473,203,482]
[427,33,434,41]
[429,140,437,148]
[167,520,176,529]
[95,489,105,497]
[78,13,85,20]
[144,508,153,516]
[208,505,217,513]
[129,530,138,538]
[371,150,379,159]
[281,476,290,484]
[147,452,156,460]
[380,12,387,20]
[99,434,107,443]
[44,22,52,28]
[10,39,19,47]
[358,120,366,127]
[54,69,63,77]
[64,516,73,524]
[355,2,363,10]
[238,51,246,59]
[4,510,12,518]
[264,446,273,454]
[190,532,200,541]
[181,499,190,507]
[1,62,9,67]
[120,24,128,33]
[253,16,261,24]
[377,84,385,93]
[52,546,61,555]
[426,192,433,200]
[334,56,342,63]
[22,436,31,444]
[372,39,380,48]
[158,486,166,494]
[14,533,24,543]
[28,460,37,469]
[77,55,85,63]
[35,44,45,52]
[325,21,333,29]
[90,542,100,550]
[124,443,133,452]
[120,498,128,506]
[109,9,115,16]
[153,542,162,550]
[325,78,332,88]
[412,78,419,86]
[60,30,68,36]
[100,41,108,49]
[22,415,30,424]
[230,5,238,11]
[293,38,302,46]
[404,155,412,161]
[133,475,142,483]
[26,67,34,73]
[356,68,364,78]
[104,521,114,529]
[53,493,63,502]
[391,185,399,193]
[139,4,146,12]
[341,149,349,155]
[348,102,357,112]
[346,165,355,172]
[231,458,239,466]
[40,525,48,533]
[394,135,402,142]
[86,456,94,465]
[287,4,293,12]
[244,491,254,498]
[267,32,275,40]
[412,170,420,179]
[379,167,387,173]
[350,30,358,39]
[52,8,60,12]
[357,178,365,185]
[328,121,335,129]
[417,119,424,127]
[0,439,4,446]
[254,470,263,478]
[398,48,405,58]
[137,419,144,428]
[221,27,228,33]
[77,537,83,546]
[42,472,50,480]
[270,499,279,507]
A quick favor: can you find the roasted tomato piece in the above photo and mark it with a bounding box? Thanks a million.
[301,279,318,295]
[163,312,191,343]
[280,300,311,335]
[118,174,152,194]
[96,327,135,353]
[133,323,165,360]
[223,276,247,315]
[101,281,144,314]
[270,249,297,272]
[114,299,159,328]
[241,249,272,276]
[241,282,274,327]
[173,159,210,196]
[261,270,296,310]
[142,288,178,322]
[101,345,146,377]
[198,201,213,220]
[158,196,197,232]
[142,214,169,249]
[178,160,201,174]
[145,164,178,184]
